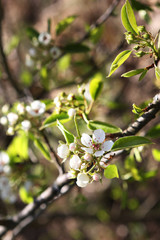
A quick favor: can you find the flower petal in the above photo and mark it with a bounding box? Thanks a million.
[81,133,92,147]
[102,140,114,152]
[94,150,104,157]
[81,147,93,154]
[93,129,105,143]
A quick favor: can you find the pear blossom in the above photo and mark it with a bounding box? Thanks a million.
[2,104,9,114]
[0,116,8,125]
[76,173,90,188]
[25,55,34,67]
[29,48,37,57]
[81,129,114,157]
[57,144,69,159]
[83,153,92,161]
[7,112,18,125]
[21,120,31,131]
[50,47,61,59]
[7,127,14,135]
[69,143,76,152]
[54,96,61,108]
[17,103,25,114]
[68,108,76,118]
[0,152,10,173]
[69,155,81,170]
[26,100,46,117]
[38,32,51,46]
[92,173,101,181]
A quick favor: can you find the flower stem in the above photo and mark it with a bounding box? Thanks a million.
[74,115,81,139]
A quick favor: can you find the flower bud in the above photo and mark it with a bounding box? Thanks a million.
[57,144,69,159]
[76,173,90,188]
[7,113,18,125]
[68,108,76,118]
[137,25,146,33]
[69,155,81,170]
[69,143,76,152]
[92,173,101,181]
[0,116,8,125]
[21,120,31,131]
[83,153,92,161]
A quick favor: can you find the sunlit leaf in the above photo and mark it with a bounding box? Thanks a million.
[56,15,77,35]
[111,136,152,151]
[41,112,70,129]
[34,138,51,161]
[58,54,71,71]
[121,0,138,34]
[19,187,33,204]
[107,50,132,77]
[104,165,119,179]
[89,73,103,100]
[57,120,74,144]
[87,120,121,133]
[152,148,160,162]
[121,68,144,77]
[139,69,148,81]
[155,66,160,81]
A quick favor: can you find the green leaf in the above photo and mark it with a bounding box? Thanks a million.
[8,133,28,161]
[41,112,70,129]
[152,148,160,162]
[58,54,71,71]
[121,68,144,77]
[34,138,51,161]
[139,69,148,81]
[155,66,160,81]
[56,15,77,35]
[104,165,119,179]
[111,136,152,151]
[121,1,138,34]
[89,73,103,100]
[21,70,33,87]
[26,27,39,39]
[19,187,33,204]
[132,103,143,115]
[62,43,90,53]
[146,124,160,138]
[131,0,152,11]
[57,120,74,144]
[87,120,122,133]
[107,50,132,77]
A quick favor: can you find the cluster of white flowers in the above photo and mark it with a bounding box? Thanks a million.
[26,32,61,68]
[0,100,46,135]
[57,129,114,188]
[0,152,16,203]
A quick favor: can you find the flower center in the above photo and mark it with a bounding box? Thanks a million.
[92,143,101,151]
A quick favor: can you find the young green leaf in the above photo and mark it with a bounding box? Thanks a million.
[62,43,90,53]
[121,1,138,34]
[34,138,51,161]
[89,73,103,100]
[41,112,70,129]
[152,149,160,162]
[139,69,148,81]
[57,120,74,144]
[87,120,122,133]
[26,27,39,39]
[155,66,160,81]
[56,15,77,35]
[107,50,132,77]
[104,165,119,179]
[19,187,33,204]
[111,136,152,151]
[121,68,144,77]
[132,103,143,115]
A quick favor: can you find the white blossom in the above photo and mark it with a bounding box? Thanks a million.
[50,47,61,59]
[21,120,31,131]
[2,104,9,114]
[57,144,69,159]
[7,127,14,136]
[38,32,51,46]
[68,108,76,118]
[67,94,74,101]
[81,129,114,157]
[29,48,37,57]
[69,143,76,152]
[76,173,90,188]
[7,112,18,125]
[83,153,92,161]
[17,103,25,115]
[26,100,46,117]
[92,173,101,181]
[25,55,34,67]
[69,155,81,170]
[0,152,10,173]
[54,96,61,108]
[0,116,8,125]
